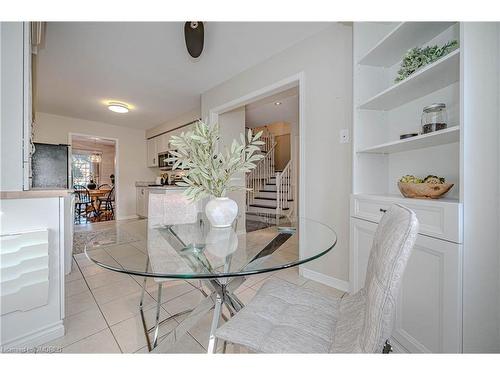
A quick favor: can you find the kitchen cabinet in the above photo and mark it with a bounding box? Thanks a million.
[350,217,462,353]
[146,138,158,167]
[157,133,170,154]
[136,187,149,218]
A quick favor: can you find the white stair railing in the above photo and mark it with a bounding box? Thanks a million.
[276,160,293,216]
[246,132,276,210]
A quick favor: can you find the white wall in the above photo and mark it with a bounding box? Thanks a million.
[0,22,25,191]
[34,112,156,219]
[218,107,246,233]
[146,107,200,139]
[201,24,353,283]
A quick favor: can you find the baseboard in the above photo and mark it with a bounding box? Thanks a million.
[1,320,64,351]
[300,267,350,293]
[116,214,139,221]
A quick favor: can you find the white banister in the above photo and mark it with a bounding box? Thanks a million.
[276,160,293,217]
[246,142,277,210]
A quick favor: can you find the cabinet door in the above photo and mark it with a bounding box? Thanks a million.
[350,218,376,293]
[350,217,462,353]
[392,235,462,353]
[146,138,158,167]
[157,134,169,154]
[136,187,146,217]
[143,188,149,218]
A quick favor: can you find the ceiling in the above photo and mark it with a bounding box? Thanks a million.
[36,22,330,130]
[245,87,299,128]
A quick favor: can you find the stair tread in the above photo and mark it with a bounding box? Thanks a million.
[254,196,294,201]
[259,189,277,193]
[249,204,289,210]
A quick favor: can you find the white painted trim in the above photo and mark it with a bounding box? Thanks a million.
[1,320,64,350]
[22,22,31,190]
[116,214,139,221]
[300,267,350,293]
[58,197,65,320]
[68,132,119,219]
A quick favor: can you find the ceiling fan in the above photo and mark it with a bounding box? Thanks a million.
[184,21,204,58]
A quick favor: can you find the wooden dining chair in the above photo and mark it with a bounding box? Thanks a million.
[215,204,419,353]
[73,185,93,223]
[96,186,115,220]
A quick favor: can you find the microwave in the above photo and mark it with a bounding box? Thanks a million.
[158,151,174,170]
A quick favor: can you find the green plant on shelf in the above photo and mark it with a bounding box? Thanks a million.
[395,40,459,83]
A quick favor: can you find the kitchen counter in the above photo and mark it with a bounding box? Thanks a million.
[147,185,187,190]
[0,189,73,199]
[135,181,154,187]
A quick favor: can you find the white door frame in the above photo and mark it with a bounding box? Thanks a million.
[68,132,120,220]
[207,72,306,221]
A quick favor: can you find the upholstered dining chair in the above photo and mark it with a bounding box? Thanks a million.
[215,204,419,353]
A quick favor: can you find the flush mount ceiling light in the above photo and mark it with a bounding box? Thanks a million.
[107,102,129,113]
[274,101,282,106]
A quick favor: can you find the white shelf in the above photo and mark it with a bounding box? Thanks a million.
[358,49,460,111]
[357,126,460,154]
[357,22,456,67]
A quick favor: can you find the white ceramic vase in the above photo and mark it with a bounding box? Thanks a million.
[205,197,238,228]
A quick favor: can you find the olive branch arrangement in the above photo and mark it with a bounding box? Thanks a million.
[167,120,265,201]
[395,40,459,82]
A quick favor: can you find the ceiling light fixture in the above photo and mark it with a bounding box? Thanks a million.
[274,101,282,106]
[90,153,102,163]
[107,102,129,113]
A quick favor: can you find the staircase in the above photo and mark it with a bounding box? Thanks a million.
[246,129,294,224]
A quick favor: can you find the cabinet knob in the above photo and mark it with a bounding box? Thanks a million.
[380,208,387,213]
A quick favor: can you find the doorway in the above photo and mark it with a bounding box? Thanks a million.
[70,134,117,225]
[244,87,299,232]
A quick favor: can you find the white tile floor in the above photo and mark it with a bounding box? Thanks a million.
[44,219,344,354]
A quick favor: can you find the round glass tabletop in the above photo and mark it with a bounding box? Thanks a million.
[84,216,337,280]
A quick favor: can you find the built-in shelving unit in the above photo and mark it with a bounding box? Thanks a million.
[358,49,460,110]
[357,125,460,154]
[357,22,456,67]
[351,22,465,354]
[353,21,461,199]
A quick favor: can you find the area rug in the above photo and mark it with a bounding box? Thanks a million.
[72,228,142,254]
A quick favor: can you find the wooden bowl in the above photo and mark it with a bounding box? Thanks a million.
[398,182,454,199]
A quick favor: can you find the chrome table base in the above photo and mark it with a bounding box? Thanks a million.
[140,276,245,353]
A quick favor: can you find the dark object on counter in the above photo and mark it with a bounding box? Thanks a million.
[31,143,70,189]
[87,180,97,190]
[110,174,115,184]
[400,133,419,140]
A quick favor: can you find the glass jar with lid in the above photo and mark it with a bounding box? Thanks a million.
[421,103,448,134]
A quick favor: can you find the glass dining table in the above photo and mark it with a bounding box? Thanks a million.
[84,215,337,353]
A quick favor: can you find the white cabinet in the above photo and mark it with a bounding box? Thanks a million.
[0,196,66,348]
[351,194,463,243]
[146,138,158,168]
[157,133,170,154]
[350,217,462,353]
[136,187,149,218]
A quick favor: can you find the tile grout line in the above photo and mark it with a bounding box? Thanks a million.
[72,255,125,353]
